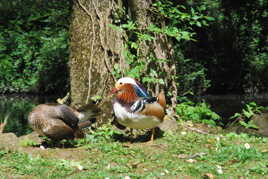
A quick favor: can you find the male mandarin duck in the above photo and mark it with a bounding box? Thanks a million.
[111,77,166,141]
[28,103,100,141]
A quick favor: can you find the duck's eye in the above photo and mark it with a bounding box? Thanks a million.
[119,82,123,85]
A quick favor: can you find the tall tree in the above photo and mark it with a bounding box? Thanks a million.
[70,0,126,121]
[69,0,177,121]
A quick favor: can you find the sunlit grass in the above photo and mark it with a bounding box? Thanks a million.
[1,123,268,178]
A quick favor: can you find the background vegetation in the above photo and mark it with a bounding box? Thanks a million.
[0,0,72,94]
[1,0,267,96]
[1,1,268,178]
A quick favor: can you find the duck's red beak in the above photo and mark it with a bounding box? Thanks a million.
[109,87,119,96]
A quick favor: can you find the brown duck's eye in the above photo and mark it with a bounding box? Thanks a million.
[119,82,123,85]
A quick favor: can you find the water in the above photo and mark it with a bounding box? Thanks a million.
[0,94,57,136]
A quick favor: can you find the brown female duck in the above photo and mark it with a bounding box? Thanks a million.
[28,103,100,140]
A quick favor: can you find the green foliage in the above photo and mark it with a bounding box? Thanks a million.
[0,151,75,178]
[230,102,268,129]
[234,0,268,93]
[0,150,7,158]
[175,101,221,125]
[152,0,214,40]
[19,139,39,147]
[0,96,35,136]
[76,123,121,146]
[185,0,268,94]
[0,0,71,94]
[2,124,268,178]
[212,145,263,163]
[111,0,214,96]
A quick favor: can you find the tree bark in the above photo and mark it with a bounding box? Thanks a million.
[69,0,125,122]
[69,0,177,122]
[128,0,177,106]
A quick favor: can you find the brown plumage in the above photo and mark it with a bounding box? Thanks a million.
[112,77,167,142]
[157,91,166,109]
[140,91,166,121]
[112,82,166,142]
[112,84,139,105]
[28,103,99,141]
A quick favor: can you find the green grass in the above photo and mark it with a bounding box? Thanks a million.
[1,124,268,178]
[0,151,75,178]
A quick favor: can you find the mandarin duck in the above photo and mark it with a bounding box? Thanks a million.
[28,103,100,141]
[111,77,166,141]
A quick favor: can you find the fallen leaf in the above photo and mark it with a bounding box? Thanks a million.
[178,154,188,159]
[186,159,197,163]
[189,152,206,158]
[181,131,187,135]
[261,149,268,153]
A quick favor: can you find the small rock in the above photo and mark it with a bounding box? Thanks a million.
[0,133,19,150]
[40,145,45,150]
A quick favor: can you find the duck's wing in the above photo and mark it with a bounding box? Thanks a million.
[58,105,79,129]
[140,102,165,121]
[129,97,152,113]
[130,96,165,120]
[133,83,150,97]
[130,97,158,112]
[42,119,75,140]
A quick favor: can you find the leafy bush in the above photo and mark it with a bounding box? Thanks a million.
[175,101,221,125]
[0,96,35,136]
[0,0,71,94]
[230,102,268,129]
[75,123,121,146]
[111,0,215,97]
[186,0,268,94]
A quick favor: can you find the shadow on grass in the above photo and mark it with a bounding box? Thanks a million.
[111,127,164,143]
[37,137,77,149]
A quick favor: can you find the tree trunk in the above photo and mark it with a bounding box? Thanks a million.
[128,0,177,106]
[69,0,177,122]
[69,0,125,122]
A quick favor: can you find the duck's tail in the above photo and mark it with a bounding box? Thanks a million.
[157,91,166,109]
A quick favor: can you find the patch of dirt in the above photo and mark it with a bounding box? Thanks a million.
[0,119,223,162]
[181,121,223,135]
[0,132,89,161]
[22,147,89,161]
